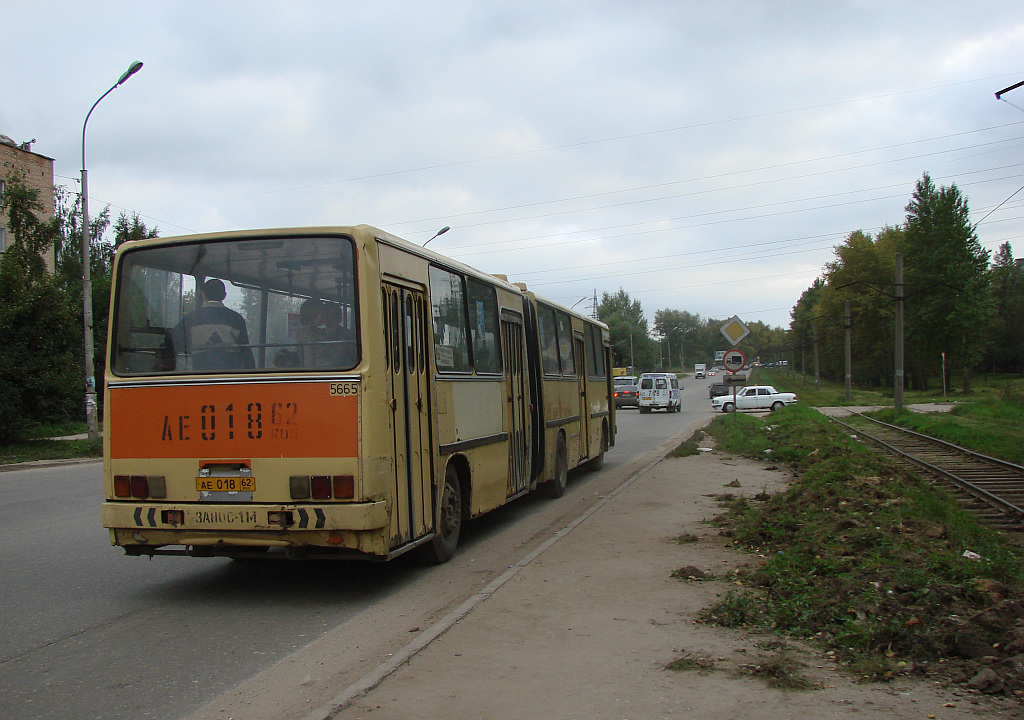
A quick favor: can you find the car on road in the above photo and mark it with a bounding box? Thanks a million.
[708,382,729,399]
[638,372,681,413]
[710,385,797,413]
[614,384,639,408]
[613,375,637,387]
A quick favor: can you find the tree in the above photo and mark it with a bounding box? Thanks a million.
[597,288,654,372]
[987,243,1024,375]
[90,212,160,399]
[0,175,81,442]
[652,309,700,369]
[902,173,993,392]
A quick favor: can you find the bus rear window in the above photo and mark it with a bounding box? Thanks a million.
[111,235,359,375]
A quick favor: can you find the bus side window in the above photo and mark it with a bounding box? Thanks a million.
[555,310,574,376]
[467,278,502,375]
[537,305,560,376]
[428,265,470,372]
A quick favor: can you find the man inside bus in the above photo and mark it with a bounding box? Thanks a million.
[168,278,255,372]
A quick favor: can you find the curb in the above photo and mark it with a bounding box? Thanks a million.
[0,457,101,473]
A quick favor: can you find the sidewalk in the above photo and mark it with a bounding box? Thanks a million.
[189,440,1007,720]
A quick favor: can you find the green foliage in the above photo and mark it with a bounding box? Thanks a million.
[700,405,1024,678]
[0,176,82,443]
[903,174,993,392]
[598,288,655,371]
[986,242,1024,374]
[0,436,101,464]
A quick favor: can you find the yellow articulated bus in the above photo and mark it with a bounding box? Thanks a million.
[101,225,614,563]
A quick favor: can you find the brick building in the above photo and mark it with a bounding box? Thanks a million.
[0,133,56,270]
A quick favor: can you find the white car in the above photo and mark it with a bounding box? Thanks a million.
[711,385,797,413]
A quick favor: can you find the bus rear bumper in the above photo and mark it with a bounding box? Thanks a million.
[101,500,389,554]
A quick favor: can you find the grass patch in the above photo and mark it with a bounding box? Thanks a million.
[699,404,1024,687]
[0,421,100,465]
[0,438,101,465]
[667,427,706,458]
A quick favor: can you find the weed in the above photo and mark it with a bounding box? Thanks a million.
[673,533,700,544]
[738,649,818,690]
[665,652,717,674]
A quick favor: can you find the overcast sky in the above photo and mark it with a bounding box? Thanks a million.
[3,1,1022,329]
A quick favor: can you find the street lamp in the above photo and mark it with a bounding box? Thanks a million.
[422,225,450,247]
[667,326,693,370]
[81,60,143,441]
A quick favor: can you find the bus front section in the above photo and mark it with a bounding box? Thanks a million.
[101,229,391,560]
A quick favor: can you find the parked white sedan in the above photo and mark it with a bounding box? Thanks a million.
[711,385,797,413]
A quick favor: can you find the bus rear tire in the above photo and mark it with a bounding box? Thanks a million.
[542,434,568,498]
[427,464,462,564]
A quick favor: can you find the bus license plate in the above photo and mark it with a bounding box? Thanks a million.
[197,477,256,493]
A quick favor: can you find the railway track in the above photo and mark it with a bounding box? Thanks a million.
[829,411,1024,533]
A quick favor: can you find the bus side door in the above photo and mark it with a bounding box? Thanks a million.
[501,315,530,497]
[383,283,432,546]
[574,334,589,462]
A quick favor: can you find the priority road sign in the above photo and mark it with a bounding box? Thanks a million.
[720,316,750,345]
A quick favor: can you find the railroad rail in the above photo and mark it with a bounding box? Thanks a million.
[829,411,1024,532]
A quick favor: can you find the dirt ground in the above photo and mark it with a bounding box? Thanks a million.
[188,438,1024,720]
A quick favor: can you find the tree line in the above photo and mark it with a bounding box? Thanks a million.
[0,175,156,443]
[596,172,1023,392]
[791,173,1020,393]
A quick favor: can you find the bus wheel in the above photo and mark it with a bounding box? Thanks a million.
[543,434,569,498]
[428,464,463,564]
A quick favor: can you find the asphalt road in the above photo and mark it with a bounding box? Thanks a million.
[0,378,715,720]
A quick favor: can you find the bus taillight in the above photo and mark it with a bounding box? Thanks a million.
[310,476,331,499]
[114,475,132,497]
[289,476,311,499]
[130,476,149,498]
[333,475,354,499]
[114,475,166,499]
[289,475,355,500]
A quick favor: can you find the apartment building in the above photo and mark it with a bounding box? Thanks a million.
[0,133,56,269]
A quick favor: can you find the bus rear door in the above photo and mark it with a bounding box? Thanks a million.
[383,283,432,547]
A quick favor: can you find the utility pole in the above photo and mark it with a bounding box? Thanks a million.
[894,253,905,411]
[844,301,852,401]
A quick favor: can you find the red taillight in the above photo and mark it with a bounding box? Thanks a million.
[310,475,332,499]
[114,475,131,498]
[333,475,354,499]
[130,475,149,498]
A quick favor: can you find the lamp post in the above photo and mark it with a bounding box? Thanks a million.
[81,61,143,441]
[667,326,693,371]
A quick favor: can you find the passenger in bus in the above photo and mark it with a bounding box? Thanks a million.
[169,278,255,372]
[298,299,335,368]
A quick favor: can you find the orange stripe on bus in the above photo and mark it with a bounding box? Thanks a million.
[109,382,358,459]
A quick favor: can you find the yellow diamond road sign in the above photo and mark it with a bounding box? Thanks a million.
[720,315,750,345]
